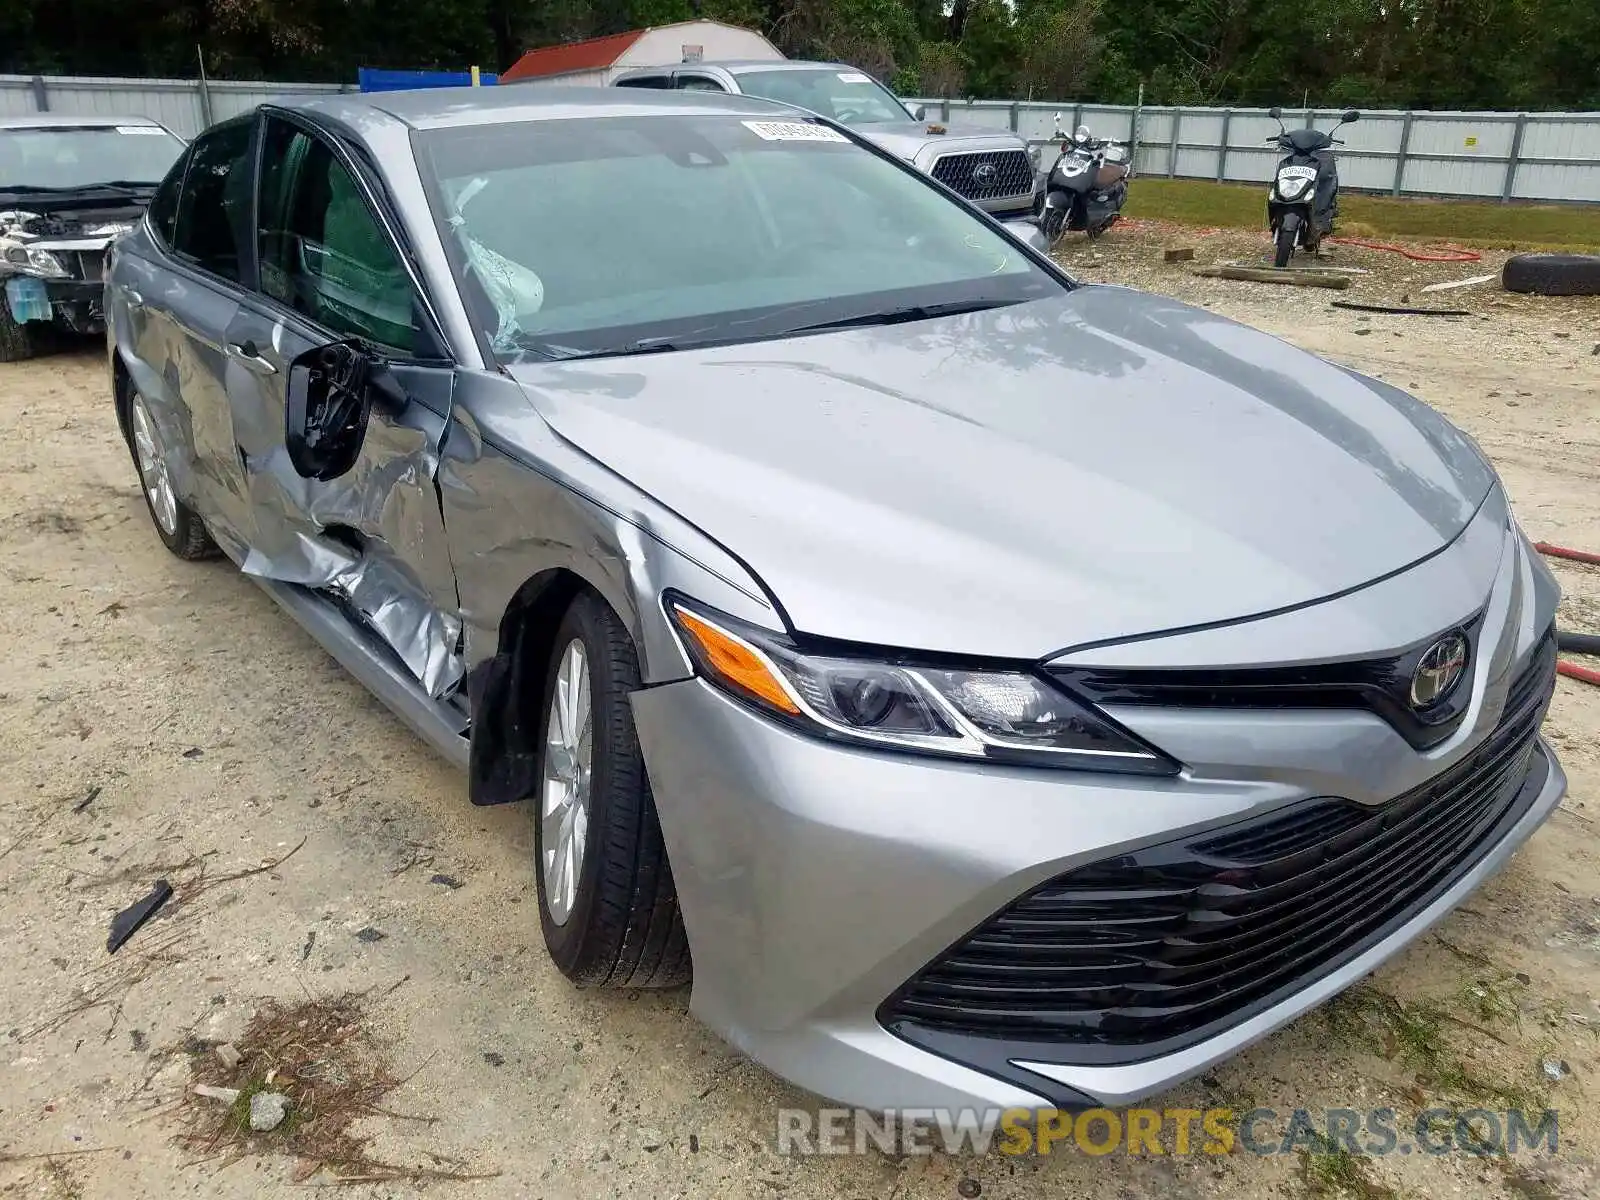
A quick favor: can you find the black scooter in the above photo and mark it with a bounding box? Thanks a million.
[1036,115,1131,247]
[1265,107,1360,267]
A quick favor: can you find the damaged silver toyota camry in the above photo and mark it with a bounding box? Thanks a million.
[106,86,1564,1112]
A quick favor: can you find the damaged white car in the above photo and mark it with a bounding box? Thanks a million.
[1,114,186,361]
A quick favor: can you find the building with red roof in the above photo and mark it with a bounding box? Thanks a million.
[500,20,783,86]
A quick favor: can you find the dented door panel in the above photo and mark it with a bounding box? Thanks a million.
[221,302,464,698]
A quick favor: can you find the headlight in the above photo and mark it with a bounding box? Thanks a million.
[0,241,68,279]
[666,598,1177,774]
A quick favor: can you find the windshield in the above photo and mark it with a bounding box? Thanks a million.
[414,114,1059,362]
[732,68,912,126]
[0,124,186,191]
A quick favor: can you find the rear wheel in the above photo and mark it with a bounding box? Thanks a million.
[533,590,690,989]
[1273,220,1298,268]
[124,389,219,560]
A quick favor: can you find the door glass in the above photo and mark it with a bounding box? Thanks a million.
[676,76,727,92]
[146,148,188,246]
[256,119,418,353]
[171,121,254,281]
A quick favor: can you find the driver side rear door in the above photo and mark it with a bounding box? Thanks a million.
[221,113,464,698]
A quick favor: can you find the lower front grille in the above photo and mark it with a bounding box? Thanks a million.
[881,629,1557,1055]
[930,150,1034,201]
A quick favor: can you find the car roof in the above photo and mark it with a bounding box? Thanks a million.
[622,60,860,77]
[282,85,805,131]
[0,113,166,131]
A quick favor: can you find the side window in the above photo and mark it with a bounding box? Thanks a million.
[615,74,670,89]
[170,121,253,281]
[676,75,727,92]
[146,148,188,246]
[256,118,418,354]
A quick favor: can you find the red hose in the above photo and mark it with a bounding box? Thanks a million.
[1327,237,1482,263]
[1558,660,1600,687]
[1534,541,1600,567]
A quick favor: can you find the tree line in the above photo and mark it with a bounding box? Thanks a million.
[2,0,1596,110]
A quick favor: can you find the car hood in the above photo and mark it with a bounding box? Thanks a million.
[508,287,1495,659]
[851,120,1026,159]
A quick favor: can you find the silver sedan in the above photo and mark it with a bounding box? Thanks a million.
[104,85,1564,1112]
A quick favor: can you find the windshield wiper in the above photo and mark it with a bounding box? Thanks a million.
[780,297,1019,336]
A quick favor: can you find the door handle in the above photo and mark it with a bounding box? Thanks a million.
[228,339,278,374]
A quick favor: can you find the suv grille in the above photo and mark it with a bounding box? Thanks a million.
[931,150,1034,201]
[881,629,1556,1052]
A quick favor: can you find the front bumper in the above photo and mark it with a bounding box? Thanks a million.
[633,677,1564,1110]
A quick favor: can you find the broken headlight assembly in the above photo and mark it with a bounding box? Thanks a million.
[1,241,69,279]
[0,212,69,279]
[666,597,1178,775]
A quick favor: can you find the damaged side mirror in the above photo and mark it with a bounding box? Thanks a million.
[285,341,407,481]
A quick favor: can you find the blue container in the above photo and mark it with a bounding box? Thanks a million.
[6,276,51,323]
[358,68,499,93]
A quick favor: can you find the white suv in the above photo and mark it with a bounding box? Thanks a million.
[608,60,1041,220]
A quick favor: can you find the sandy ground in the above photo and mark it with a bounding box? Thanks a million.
[2,244,1599,1200]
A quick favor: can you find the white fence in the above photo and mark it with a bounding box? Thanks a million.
[5,73,1596,204]
[0,73,351,140]
[909,98,1600,204]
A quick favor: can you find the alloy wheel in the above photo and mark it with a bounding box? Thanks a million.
[130,394,178,536]
[540,638,593,926]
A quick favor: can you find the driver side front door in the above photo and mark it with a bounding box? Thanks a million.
[222,114,464,698]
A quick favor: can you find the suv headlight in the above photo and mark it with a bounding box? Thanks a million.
[1,241,68,279]
[667,598,1177,774]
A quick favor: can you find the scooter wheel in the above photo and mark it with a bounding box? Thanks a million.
[1273,221,1297,268]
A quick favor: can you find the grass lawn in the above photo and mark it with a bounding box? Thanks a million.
[1125,178,1600,252]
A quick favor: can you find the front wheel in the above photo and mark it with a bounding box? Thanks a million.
[533,590,691,989]
[0,302,37,363]
[1273,220,1298,268]
[1040,204,1067,248]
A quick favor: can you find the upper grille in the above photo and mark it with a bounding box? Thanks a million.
[1050,612,1489,751]
[74,249,106,283]
[881,629,1557,1053]
[930,150,1035,201]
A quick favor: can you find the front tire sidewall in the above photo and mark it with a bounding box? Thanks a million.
[533,599,633,980]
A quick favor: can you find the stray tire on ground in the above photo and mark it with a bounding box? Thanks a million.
[1501,253,1600,297]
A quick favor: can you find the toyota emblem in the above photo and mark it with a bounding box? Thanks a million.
[972,163,998,186]
[1411,633,1469,710]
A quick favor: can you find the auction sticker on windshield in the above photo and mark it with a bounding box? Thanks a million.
[837,72,871,83]
[742,121,849,143]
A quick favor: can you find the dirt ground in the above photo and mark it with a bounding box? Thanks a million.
[2,239,1599,1199]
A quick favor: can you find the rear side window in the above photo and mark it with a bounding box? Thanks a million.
[170,121,254,282]
[676,76,727,92]
[146,149,188,246]
[615,75,670,89]
[256,118,418,353]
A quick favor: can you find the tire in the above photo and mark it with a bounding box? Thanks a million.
[0,302,37,363]
[533,590,691,989]
[1274,220,1297,269]
[1557,630,1600,657]
[1502,253,1600,297]
[122,387,220,561]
